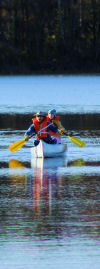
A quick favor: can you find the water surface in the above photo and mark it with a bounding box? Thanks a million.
[0,75,100,269]
[0,75,100,114]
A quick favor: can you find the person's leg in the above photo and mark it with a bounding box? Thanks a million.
[49,137,57,144]
[33,140,40,146]
[54,137,61,144]
[42,137,57,144]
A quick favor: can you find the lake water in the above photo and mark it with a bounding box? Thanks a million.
[0,75,100,269]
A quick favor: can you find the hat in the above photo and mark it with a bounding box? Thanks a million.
[48,109,56,116]
[36,111,45,117]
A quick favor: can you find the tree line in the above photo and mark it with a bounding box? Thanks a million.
[1,113,99,131]
[0,0,100,74]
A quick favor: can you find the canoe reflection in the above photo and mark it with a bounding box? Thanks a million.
[8,157,100,240]
[8,157,85,214]
[9,157,68,217]
[31,157,67,216]
[31,156,67,169]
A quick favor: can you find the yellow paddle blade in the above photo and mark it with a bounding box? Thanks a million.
[8,139,26,153]
[68,136,85,147]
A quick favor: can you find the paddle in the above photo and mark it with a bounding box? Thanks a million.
[64,133,85,147]
[8,123,85,153]
[8,122,53,153]
[68,136,85,147]
[8,139,26,153]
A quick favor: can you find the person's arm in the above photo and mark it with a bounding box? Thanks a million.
[53,120,66,131]
[25,124,35,140]
[52,120,66,136]
[25,124,35,136]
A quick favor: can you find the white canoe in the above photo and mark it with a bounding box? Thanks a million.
[31,140,67,158]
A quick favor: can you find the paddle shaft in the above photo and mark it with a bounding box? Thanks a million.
[37,122,52,134]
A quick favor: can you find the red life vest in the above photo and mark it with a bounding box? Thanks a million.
[32,117,48,139]
[46,115,59,136]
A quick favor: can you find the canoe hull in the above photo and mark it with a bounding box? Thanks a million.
[31,140,67,158]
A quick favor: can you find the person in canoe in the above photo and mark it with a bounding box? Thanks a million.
[46,109,66,143]
[24,111,61,146]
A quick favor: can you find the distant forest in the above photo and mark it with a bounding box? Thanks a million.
[0,0,100,74]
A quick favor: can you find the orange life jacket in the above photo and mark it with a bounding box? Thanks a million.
[32,117,48,139]
[46,115,59,136]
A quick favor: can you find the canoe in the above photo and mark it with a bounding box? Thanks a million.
[31,140,67,158]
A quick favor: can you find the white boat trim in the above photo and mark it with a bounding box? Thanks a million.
[31,140,67,158]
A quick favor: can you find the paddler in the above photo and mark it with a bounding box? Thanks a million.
[46,109,66,143]
[24,111,60,146]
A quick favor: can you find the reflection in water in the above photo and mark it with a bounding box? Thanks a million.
[31,157,67,217]
[68,158,85,184]
[8,157,68,238]
[7,156,100,241]
[9,159,25,169]
[8,157,86,221]
[9,159,27,183]
[68,159,84,167]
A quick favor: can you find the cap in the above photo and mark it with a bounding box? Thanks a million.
[48,109,56,116]
[36,111,45,117]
